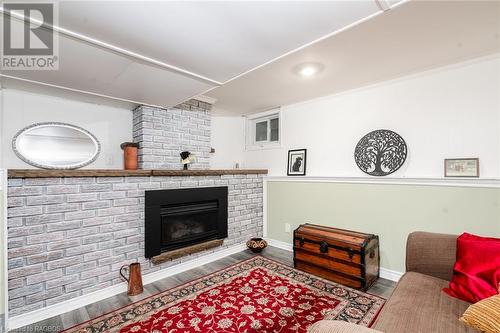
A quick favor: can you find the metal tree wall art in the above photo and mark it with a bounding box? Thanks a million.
[354,129,407,176]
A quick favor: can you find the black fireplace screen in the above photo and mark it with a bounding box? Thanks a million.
[145,187,228,258]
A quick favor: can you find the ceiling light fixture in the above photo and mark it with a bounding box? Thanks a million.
[293,63,324,78]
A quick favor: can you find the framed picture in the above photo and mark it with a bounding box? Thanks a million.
[287,149,307,176]
[444,158,479,177]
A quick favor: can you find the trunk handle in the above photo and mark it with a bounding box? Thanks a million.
[348,248,355,260]
[320,241,328,253]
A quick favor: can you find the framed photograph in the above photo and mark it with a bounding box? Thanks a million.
[287,149,307,176]
[444,158,479,177]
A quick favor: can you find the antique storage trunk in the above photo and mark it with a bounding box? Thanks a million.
[293,224,379,291]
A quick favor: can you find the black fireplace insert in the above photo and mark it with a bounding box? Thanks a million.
[145,187,228,258]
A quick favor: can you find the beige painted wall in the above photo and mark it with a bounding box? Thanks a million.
[267,181,500,273]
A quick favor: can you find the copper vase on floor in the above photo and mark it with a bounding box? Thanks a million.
[120,263,144,296]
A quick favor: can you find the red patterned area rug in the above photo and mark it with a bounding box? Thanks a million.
[64,257,385,333]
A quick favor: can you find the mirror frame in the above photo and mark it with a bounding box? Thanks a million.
[12,122,101,169]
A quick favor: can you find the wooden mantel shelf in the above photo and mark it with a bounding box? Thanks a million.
[8,169,268,178]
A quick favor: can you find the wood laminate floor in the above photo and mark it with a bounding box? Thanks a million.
[9,246,396,332]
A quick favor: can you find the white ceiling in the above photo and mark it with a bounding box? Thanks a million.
[56,1,382,83]
[208,0,500,115]
[3,31,215,107]
[1,0,498,114]
[0,0,387,109]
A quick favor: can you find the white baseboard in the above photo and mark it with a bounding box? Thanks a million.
[266,238,403,283]
[8,243,247,330]
[265,238,293,251]
[379,267,403,282]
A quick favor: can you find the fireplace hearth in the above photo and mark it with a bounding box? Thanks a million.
[145,187,228,258]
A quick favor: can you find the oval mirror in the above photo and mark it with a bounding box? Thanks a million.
[13,122,101,169]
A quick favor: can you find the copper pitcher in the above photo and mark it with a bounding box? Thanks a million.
[120,263,144,296]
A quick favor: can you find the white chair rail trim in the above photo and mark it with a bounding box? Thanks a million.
[264,176,500,189]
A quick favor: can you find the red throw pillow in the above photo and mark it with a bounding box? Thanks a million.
[443,233,500,303]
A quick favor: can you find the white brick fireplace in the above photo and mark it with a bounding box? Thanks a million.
[7,173,264,317]
[4,99,267,324]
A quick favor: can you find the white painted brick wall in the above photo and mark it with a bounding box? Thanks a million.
[133,100,212,170]
[6,174,263,316]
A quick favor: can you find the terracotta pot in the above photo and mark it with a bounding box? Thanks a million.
[123,146,138,170]
[246,237,268,253]
[120,262,144,296]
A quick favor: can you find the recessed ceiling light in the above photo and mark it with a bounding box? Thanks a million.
[294,63,324,78]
